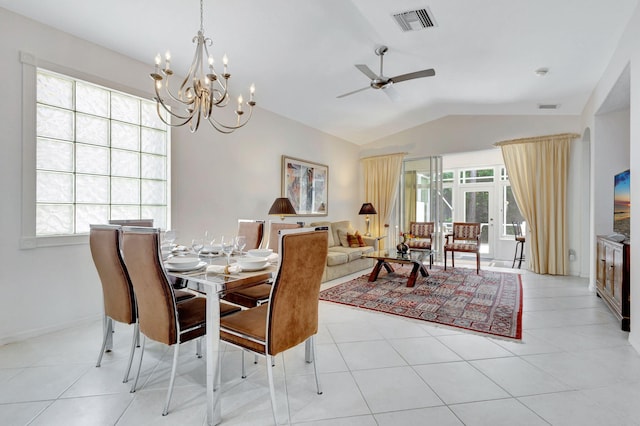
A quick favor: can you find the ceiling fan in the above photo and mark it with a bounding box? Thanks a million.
[337,45,436,99]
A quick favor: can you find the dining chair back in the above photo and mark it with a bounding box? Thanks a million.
[108,219,154,227]
[121,226,209,416]
[264,221,302,253]
[444,222,481,274]
[220,229,328,424]
[89,224,138,383]
[237,219,265,251]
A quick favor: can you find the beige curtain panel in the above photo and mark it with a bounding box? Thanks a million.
[361,153,405,242]
[495,133,579,275]
[404,171,417,227]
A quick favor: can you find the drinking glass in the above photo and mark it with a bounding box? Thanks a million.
[191,238,204,255]
[164,229,176,246]
[202,231,216,256]
[221,236,234,265]
[235,236,246,255]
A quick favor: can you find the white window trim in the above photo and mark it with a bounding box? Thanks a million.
[20,52,171,249]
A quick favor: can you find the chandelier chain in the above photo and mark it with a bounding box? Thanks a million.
[199,0,204,33]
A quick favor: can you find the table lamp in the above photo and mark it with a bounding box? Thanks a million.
[359,202,377,236]
[268,197,296,220]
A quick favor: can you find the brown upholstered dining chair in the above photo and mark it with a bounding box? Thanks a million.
[222,220,270,308]
[263,220,302,253]
[444,222,481,274]
[90,225,199,384]
[120,226,240,416]
[406,221,435,268]
[89,224,139,383]
[225,221,301,309]
[237,219,265,251]
[219,229,328,424]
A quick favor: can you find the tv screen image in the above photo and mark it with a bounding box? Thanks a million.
[613,169,630,239]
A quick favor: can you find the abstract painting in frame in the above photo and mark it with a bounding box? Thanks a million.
[281,156,328,216]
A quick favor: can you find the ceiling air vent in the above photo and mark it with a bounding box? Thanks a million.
[392,8,436,32]
[538,104,560,110]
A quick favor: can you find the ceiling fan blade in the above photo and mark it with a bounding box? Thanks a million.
[355,64,378,80]
[390,68,436,83]
[383,85,399,101]
[336,86,371,99]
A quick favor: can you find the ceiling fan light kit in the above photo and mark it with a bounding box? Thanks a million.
[337,45,435,99]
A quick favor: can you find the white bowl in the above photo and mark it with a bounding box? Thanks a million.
[165,256,200,269]
[247,249,273,257]
[235,257,268,271]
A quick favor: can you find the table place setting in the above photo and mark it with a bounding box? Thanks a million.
[163,255,207,272]
[206,263,242,275]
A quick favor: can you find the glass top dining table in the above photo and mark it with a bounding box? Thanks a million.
[166,254,276,425]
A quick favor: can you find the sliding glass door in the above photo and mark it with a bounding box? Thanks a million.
[462,187,492,256]
[399,159,523,262]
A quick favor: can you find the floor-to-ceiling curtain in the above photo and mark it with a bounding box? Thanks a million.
[404,171,417,228]
[361,153,405,243]
[495,133,578,274]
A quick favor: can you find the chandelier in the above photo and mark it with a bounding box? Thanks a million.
[150,0,255,133]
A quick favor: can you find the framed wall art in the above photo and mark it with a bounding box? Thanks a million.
[281,156,328,216]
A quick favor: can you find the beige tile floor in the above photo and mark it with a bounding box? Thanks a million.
[1,264,639,425]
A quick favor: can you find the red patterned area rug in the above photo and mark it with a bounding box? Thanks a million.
[320,266,523,340]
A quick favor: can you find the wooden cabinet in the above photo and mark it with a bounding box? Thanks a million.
[595,236,630,331]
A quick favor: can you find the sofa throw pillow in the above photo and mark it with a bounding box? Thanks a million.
[336,228,350,247]
[346,233,359,248]
[345,231,367,248]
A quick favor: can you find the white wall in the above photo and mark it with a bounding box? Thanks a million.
[360,115,581,158]
[581,2,640,350]
[170,106,362,244]
[592,109,631,235]
[0,8,360,344]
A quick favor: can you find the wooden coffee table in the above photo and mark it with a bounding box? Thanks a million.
[363,249,431,287]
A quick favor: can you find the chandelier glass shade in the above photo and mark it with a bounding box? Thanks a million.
[150,0,255,133]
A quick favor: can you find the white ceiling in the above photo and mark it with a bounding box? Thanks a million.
[1,0,636,144]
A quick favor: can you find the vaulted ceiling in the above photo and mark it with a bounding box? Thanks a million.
[1,0,636,144]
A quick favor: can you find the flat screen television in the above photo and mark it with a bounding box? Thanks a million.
[613,169,630,239]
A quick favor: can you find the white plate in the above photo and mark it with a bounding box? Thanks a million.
[239,262,268,272]
[166,256,200,268]
[164,260,207,272]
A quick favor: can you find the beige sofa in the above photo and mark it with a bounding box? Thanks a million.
[309,220,380,282]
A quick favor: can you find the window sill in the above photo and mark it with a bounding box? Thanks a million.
[21,234,89,249]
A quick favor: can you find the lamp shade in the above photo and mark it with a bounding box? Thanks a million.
[358,203,377,215]
[268,197,296,219]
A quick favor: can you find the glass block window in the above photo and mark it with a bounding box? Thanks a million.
[35,69,169,235]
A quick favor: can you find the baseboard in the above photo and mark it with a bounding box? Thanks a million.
[0,313,102,346]
[629,330,640,354]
